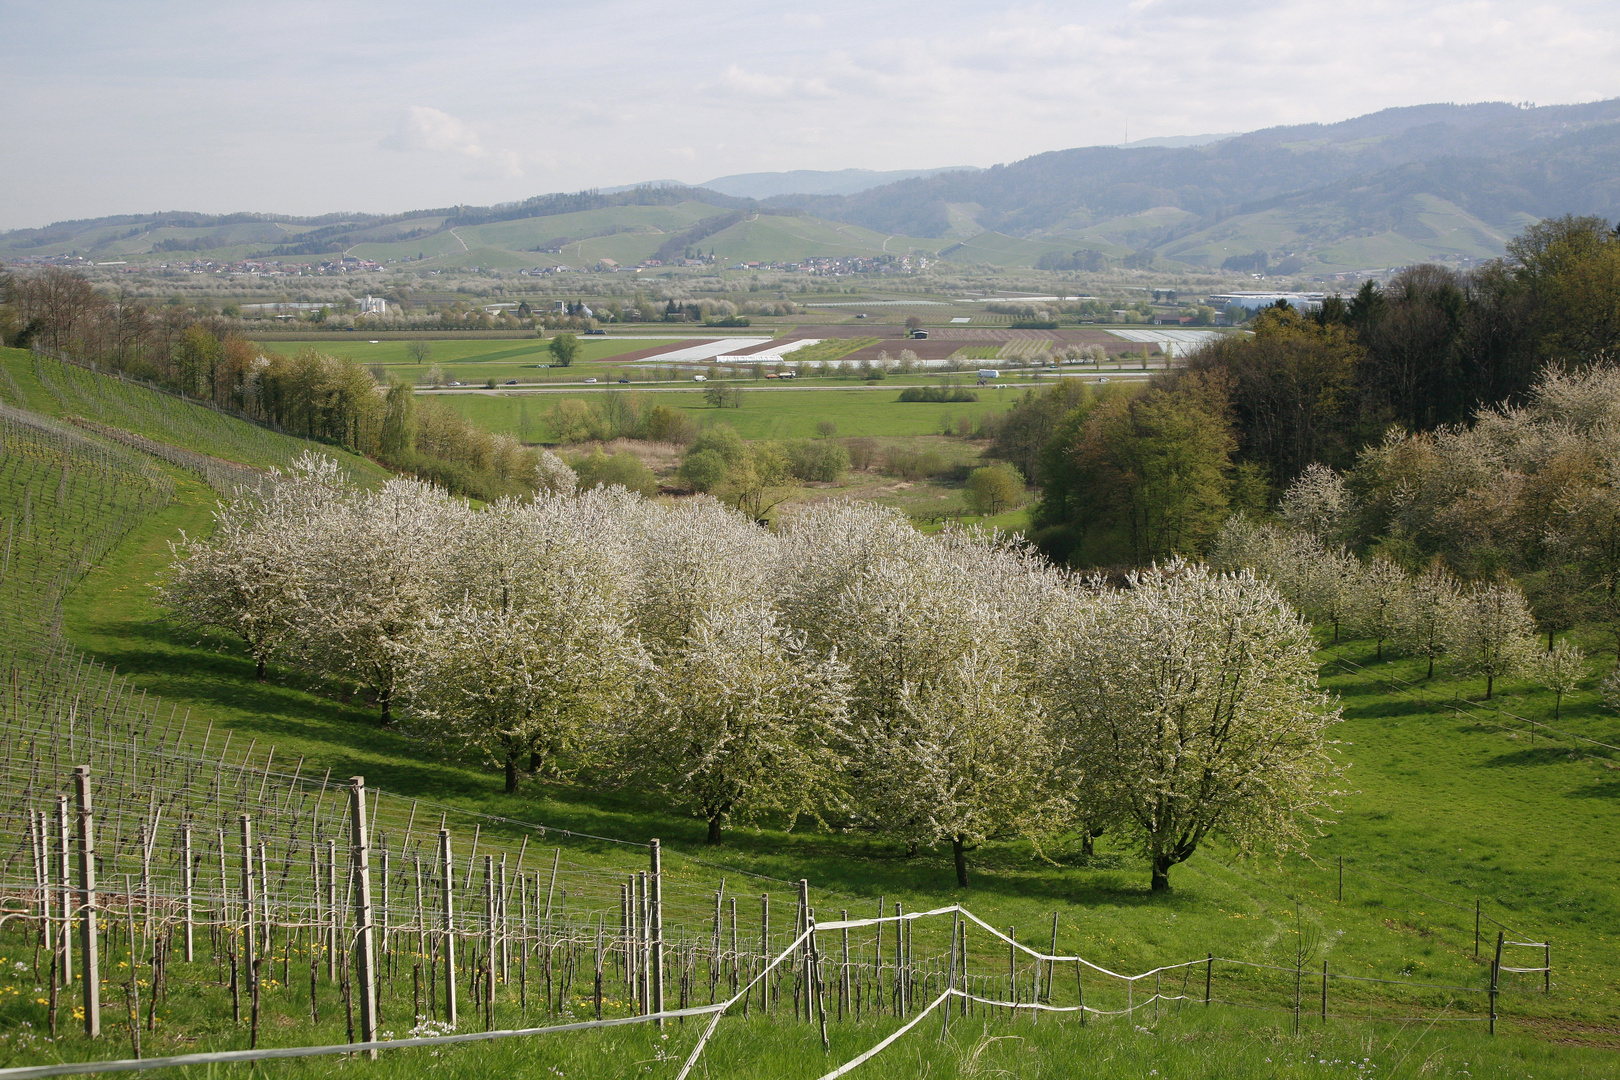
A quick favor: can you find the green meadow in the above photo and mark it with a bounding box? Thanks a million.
[3,356,1620,1077]
[432,386,1023,442]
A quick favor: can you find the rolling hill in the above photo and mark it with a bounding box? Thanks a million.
[8,99,1620,275]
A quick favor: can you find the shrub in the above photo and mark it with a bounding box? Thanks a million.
[639,404,698,444]
[574,449,658,496]
[846,438,878,471]
[884,447,949,480]
[680,449,729,493]
[899,386,979,403]
[786,440,850,483]
[687,424,747,465]
[965,462,1026,515]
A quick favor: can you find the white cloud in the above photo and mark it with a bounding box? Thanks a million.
[5,0,1620,226]
[380,106,485,157]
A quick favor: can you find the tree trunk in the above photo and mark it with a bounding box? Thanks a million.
[530,750,543,775]
[1150,854,1173,892]
[1375,639,1383,661]
[952,835,969,888]
[1081,832,1095,858]
[1485,672,1494,700]
[505,754,519,794]
[706,814,724,845]
[379,685,392,727]
[1427,656,1434,679]
[255,656,267,683]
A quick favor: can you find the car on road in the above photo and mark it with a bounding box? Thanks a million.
[505,380,518,385]
[584,377,598,383]
[585,328,606,335]
[617,378,630,384]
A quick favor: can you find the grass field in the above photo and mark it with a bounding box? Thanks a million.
[256,336,694,386]
[4,361,1620,1077]
[433,386,1021,442]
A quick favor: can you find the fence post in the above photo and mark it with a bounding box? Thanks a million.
[1475,900,1480,958]
[650,839,664,1024]
[808,909,829,1051]
[1545,941,1551,994]
[760,893,770,1014]
[1338,856,1344,904]
[797,879,811,1022]
[240,815,257,1001]
[1490,930,1503,1035]
[1321,960,1328,1021]
[941,908,959,1042]
[1045,912,1058,1001]
[74,766,100,1038]
[1205,954,1213,1006]
[349,778,379,1057]
[439,829,458,1029]
[1077,959,1085,1026]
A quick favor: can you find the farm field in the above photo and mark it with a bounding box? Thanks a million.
[433,386,1024,442]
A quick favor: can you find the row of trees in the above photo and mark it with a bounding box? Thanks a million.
[1210,471,1588,703]
[164,458,1342,891]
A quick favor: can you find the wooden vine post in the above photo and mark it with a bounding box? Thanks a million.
[240,815,257,1002]
[650,839,665,1023]
[56,795,72,985]
[349,777,379,1057]
[181,823,194,963]
[74,765,100,1038]
[438,828,458,1028]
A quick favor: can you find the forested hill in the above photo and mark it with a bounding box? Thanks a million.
[767,98,1620,268]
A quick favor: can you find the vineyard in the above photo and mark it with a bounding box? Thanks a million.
[0,350,382,487]
[0,355,1610,1079]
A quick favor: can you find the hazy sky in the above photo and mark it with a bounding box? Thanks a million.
[4,0,1620,230]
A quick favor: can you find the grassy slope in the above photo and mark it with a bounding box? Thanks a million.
[0,348,388,482]
[5,362,1620,1075]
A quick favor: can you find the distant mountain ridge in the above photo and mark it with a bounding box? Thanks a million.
[765,99,1620,271]
[697,166,981,200]
[7,100,1620,275]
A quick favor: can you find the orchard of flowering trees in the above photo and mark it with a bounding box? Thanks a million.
[165,452,1343,892]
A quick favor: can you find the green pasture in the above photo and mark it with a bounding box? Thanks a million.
[433,386,1022,442]
[5,361,1620,1074]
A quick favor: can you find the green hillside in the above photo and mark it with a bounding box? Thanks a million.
[2,354,1620,1077]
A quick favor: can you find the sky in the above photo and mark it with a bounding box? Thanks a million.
[4,0,1620,230]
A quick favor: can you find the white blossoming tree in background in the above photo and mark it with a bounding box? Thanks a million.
[1350,553,1411,661]
[1445,578,1541,699]
[1397,561,1461,678]
[1538,637,1588,720]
